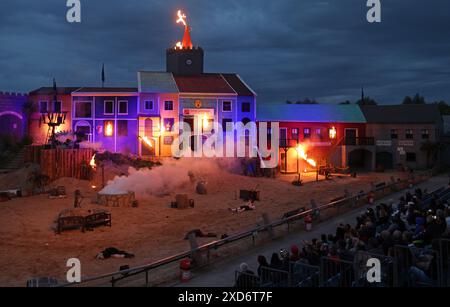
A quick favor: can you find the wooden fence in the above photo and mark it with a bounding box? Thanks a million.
[24,146,94,181]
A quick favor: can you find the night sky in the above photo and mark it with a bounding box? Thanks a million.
[1,0,449,105]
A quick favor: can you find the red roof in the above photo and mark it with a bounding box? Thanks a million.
[222,74,255,96]
[173,74,236,94]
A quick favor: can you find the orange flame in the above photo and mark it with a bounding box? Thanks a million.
[141,136,153,148]
[296,144,317,168]
[329,126,337,139]
[105,122,113,137]
[174,9,193,49]
[90,154,96,170]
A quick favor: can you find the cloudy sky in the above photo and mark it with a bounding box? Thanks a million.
[0,0,449,104]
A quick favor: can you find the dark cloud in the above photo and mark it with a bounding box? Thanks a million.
[0,0,449,104]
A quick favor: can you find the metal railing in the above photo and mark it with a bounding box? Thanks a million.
[59,171,432,287]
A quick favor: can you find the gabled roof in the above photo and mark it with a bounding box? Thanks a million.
[29,87,80,95]
[138,71,179,93]
[257,104,366,123]
[221,74,256,96]
[360,104,441,124]
[73,87,137,93]
[173,73,236,94]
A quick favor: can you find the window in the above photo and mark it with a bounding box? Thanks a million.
[406,129,414,139]
[391,129,398,139]
[329,127,337,140]
[303,128,311,139]
[406,152,416,162]
[104,121,114,137]
[315,128,322,138]
[291,128,299,140]
[75,101,92,118]
[421,129,429,139]
[118,120,128,137]
[54,101,62,113]
[164,101,174,111]
[164,118,174,132]
[104,100,114,115]
[164,136,174,145]
[222,118,233,131]
[222,101,232,112]
[39,101,48,113]
[144,100,154,111]
[242,102,251,113]
[118,100,128,115]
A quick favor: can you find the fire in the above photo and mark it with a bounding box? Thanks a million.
[177,10,187,26]
[141,136,153,148]
[105,122,113,137]
[329,126,337,140]
[296,144,317,168]
[90,154,97,170]
[174,9,193,49]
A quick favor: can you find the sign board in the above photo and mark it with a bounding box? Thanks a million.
[183,109,214,117]
[376,140,392,147]
[399,140,414,147]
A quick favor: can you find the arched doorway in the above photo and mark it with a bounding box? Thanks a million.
[142,118,156,156]
[348,149,373,170]
[0,111,23,139]
[376,152,394,170]
[74,121,91,142]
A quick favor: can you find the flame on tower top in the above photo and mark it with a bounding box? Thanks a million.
[175,10,193,50]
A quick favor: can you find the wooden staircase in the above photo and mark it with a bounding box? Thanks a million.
[3,148,26,171]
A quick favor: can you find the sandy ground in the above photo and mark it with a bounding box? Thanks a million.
[0,162,408,287]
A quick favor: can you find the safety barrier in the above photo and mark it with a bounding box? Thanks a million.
[59,171,433,287]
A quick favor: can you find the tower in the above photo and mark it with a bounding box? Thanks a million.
[166,10,204,75]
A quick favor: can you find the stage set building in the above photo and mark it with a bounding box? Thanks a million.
[0,14,446,172]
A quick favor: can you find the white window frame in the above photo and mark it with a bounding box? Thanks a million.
[104,100,115,115]
[144,100,154,111]
[222,101,232,112]
[118,100,128,115]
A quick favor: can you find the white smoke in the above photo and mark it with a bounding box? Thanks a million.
[99,158,241,199]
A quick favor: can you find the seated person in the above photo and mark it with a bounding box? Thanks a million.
[229,200,256,213]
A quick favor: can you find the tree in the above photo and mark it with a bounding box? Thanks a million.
[436,100,450,115]
[403,93,426,104]
[295,98,319,104]
[402,96,413,105]
[420,141,440,169]
[356,97,378,106]
[339,100,351,105]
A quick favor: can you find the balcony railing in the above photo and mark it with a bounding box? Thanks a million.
[343,137,375,146]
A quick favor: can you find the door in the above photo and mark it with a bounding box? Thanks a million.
[141,118,156,156]
[345,128,358,145]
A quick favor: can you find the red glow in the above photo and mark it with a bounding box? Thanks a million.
[175,10,193,49]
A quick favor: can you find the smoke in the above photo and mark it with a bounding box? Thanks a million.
[99,158,241,199]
